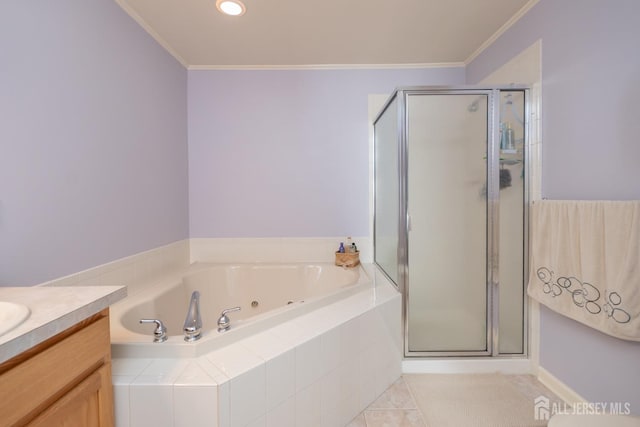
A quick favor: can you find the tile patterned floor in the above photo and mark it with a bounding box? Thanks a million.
[347,374,563,427]
[347,376,426,427]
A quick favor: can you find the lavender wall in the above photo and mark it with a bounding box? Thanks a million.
[188,68,464,237]
[467,0,640,412]
[0,1,189,286]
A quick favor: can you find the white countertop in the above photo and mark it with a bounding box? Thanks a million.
[0,286,127,364]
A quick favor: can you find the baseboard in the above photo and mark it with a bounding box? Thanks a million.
[538,366,587,405]
[402,358,533,374]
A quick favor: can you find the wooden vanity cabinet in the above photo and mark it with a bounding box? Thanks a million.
[0,309,114,427]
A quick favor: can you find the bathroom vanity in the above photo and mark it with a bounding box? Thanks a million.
[0,286,126,427]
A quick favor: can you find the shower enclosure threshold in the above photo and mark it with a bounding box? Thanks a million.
[402,357,533,375]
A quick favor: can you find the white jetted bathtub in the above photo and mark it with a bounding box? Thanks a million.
[109,261,401,427]
[110,262,371,358]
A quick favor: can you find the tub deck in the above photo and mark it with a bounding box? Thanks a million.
[110,262,371,358]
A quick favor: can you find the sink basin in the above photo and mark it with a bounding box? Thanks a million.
[0,301,31,337]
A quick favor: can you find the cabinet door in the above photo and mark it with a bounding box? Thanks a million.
[28,364,114,427]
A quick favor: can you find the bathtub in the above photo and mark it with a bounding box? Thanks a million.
[110,261,402,426]
[110,262,371,358]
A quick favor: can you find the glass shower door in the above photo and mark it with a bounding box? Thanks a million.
[406,92,490,354]
[374,96,400,286]
[498,90,526,354]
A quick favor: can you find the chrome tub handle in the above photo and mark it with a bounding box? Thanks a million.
[139,319,168,343]
[217,306,241,332]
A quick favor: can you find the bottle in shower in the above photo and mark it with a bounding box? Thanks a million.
[505,123,515,151]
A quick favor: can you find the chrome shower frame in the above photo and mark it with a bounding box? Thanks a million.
[373,85,531,358]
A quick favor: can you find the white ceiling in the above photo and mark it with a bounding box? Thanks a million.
[115,0,536,69]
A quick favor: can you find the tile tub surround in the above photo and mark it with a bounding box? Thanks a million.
[38,239,190,290]
[111,265,402,427]
[189,237,372,265]
[37,237,369,292]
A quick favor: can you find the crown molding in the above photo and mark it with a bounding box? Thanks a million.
[464,0,540,66]
[117,0,537,72]
[114,0,189,68]
[187,62,465,71]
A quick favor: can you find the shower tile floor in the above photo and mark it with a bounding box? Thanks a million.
[347,373,565,427]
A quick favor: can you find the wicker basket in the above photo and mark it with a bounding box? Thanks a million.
[335,251,360,268]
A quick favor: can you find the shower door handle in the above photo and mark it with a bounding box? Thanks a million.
[407,213,412,232]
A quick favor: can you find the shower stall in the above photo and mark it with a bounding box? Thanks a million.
[373,87,529,357]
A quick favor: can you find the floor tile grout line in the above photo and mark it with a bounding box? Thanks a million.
[364,407,423,411]
[363,408,425,412]
[401,375,429,426]
[361,409,428,427]
[356,374,563,427]
[355,376,428,427]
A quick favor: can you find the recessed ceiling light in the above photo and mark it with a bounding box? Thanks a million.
[216,0,246,16]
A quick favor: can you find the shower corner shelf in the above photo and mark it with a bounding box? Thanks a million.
[499,149,521,165]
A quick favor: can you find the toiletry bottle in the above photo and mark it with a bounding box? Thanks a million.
[338,242,345,253]
[499,123,507,150]
[506,123,515,151]
[346,237,353,253]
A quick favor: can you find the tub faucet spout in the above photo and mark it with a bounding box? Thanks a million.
[183,291,202,342]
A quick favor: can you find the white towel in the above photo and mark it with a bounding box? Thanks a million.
[527,200,640,341]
